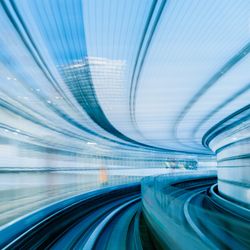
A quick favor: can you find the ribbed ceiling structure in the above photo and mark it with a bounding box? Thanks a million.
[0,0,249,159]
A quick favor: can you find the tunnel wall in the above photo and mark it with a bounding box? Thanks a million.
[206,108,250,207]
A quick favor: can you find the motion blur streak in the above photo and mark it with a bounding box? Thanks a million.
[0,0,249,249]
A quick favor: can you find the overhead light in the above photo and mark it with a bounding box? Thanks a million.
[87,142,97,145]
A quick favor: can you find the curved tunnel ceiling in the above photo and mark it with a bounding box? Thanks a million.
[0,0,249,156]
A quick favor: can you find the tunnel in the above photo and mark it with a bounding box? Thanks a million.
[0,1,249,249]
